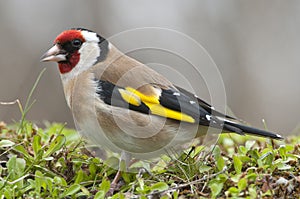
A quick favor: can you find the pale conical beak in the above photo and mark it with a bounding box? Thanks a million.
[40,44,67,62]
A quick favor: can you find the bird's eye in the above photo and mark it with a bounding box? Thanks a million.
[71,39,82,47]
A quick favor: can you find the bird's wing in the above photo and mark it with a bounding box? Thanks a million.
[95,79,222,127]
[92,48,216,126]
[175,86,236,120]
[92,47,283,140]
[95,79,283,140]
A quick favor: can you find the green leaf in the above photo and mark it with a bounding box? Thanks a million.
[245,140,256,150]
[173,190,179,199]
[199,165,212,173]
[79,186,90,196]
[104,157,119,169]
[231,174,242,183]
[233,155,242,174]
[46,178,53,194]
[35,170,43,194]
[286,145,294,151]
[277,163,292,170]
[4,189,13,199]
[261,151,274,166]
[150,182,168,192]
[227,187,239,195]
[111,193,126,199]
[53,176,67,186]
[7,156,26,179]
[248,149,260,161]
[246,173,257,181]
[237,177,247,191]
[120,161,130,183]
[160,195,170,199]
[43,135,66,158]
[13,145,32,160]
[248,185,257,198]
[75,170,84,184]
[209,182,223,198]
[279,145,287,160]
[239,155,251,163]
[60,128,80,144]
[0,140,15,148]
[89,163,97,177]
[32,135,41,157]
[217,173,228,183]
[99,178,110,194]
[216,156,225,171]
[62,184,81,196]
[222,137,235,147]
[35,150,44,161]
[6,156,26,189]
[94,190,106,199]
[6,155,17,174]
[238,145,248,154]
[213,145,221,159]
[257,159,263,167]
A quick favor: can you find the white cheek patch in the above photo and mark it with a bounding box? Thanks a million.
[78,42,101,67]
[61,42,100,82]
[60,30,101,82]
[81,31,99,42]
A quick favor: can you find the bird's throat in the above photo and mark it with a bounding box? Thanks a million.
[58,52,80,74]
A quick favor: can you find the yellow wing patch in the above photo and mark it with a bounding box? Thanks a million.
[118,89,141,106]
[125,87,160,104]
[122,87,195,123]
[144,102,195,123]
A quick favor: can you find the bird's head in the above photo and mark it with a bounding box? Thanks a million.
[41,28,109,75]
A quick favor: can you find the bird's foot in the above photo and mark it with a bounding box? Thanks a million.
[106,169,122,196]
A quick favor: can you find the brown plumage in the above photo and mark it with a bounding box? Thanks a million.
[41,28,283,156]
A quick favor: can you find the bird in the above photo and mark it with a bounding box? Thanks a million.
[41,28,283,191]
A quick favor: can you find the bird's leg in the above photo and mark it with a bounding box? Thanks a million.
[107,151,131,195]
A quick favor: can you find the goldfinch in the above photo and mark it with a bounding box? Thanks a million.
[41,28,283,155]
[41,28,283,193]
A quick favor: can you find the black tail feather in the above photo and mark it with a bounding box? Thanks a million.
[224,121,284,140]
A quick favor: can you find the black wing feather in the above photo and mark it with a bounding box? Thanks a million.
[175,86,236,120]
[159,87,210,125]
[95,80,283,140]
[158,87,227,128]
[96,80,150,114]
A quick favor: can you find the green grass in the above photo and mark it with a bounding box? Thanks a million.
[0,120,299,198]
[1,71,299,198]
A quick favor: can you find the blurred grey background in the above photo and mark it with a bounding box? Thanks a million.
[0,1,299,135]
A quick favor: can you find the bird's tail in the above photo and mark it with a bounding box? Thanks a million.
[223,120,283,140]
